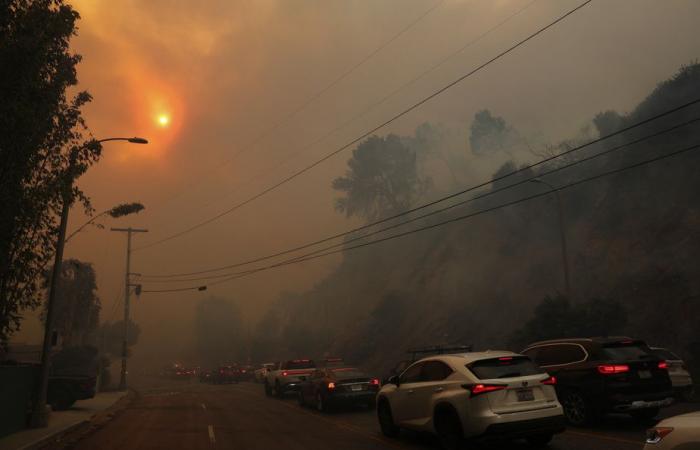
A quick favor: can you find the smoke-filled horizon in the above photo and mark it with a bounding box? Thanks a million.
[12,0,700,369]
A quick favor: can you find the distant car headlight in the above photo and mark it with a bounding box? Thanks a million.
[646,427,674,444]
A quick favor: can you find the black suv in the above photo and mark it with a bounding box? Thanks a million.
[522,337,673,426]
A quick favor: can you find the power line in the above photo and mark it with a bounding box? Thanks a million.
[173,0,541,217]
[138,97,700,279]
[189,140,700,288]
[138,117,700,284]
[135,0,592,252]
[144,0,445,220]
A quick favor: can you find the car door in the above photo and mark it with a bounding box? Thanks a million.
[405,361,454,427]
[391,362,424,425]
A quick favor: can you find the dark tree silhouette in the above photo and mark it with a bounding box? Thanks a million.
[332,134,426,221]
[42,259,100,347]
[0,0,99,346]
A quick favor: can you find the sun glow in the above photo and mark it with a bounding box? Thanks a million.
[157,114,170,127]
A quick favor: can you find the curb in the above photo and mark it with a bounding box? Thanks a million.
[18,420,89,450]
[25,390,136,450]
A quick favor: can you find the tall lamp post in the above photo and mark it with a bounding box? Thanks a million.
[529,178,572,300]
[31,137,148,427]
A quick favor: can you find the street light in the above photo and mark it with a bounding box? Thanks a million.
[31,136,148,428]
[529,178,572,300]
[65,202,145,243]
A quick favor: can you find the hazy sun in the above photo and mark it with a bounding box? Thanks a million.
[157,114,170,127]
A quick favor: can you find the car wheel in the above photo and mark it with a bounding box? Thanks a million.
[377,400,400,438]
[630,407,659,422]
[316,393,328,413]
[434,409,464,450]
[274,381,284,398]
[526,433,553,448]
[561,391,592,426]
[264,382,272,397]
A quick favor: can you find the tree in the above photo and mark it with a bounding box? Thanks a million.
[42,259,100,347]
[509,295,627,350]
[469,109,519,156]
[195,297,244,366]
[332,134,427,221]
[0,0,100,346]
[99,319,141,357]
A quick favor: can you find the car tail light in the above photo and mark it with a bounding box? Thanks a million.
[327,382,336,390]
[464,383,507,397]
[597,364,629,375]
[646,427,674,444]
[370,378,380,386]
[540,376,556,385]
[282,371,288,377]
[657,361,668,370]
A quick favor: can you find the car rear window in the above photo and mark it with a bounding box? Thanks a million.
[332,369,366,379]
[467,356,543,379]
[651,348,680,360]
[601,343,654,361]
[286,360,315,369]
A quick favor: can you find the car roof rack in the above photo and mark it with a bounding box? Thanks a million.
[406,344,473,361]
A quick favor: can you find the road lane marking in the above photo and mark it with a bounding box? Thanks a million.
[208,425,216,445]
[565,430,641,446]
[202,403,206,410]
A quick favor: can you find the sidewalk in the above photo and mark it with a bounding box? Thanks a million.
[0,391,127,450]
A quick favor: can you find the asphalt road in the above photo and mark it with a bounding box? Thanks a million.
[66,379,698,450]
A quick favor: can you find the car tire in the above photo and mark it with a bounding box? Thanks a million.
[434,409,465,450]
[630,407,659,422]
[316,393,328,413]
[526,433,554,448]
[275,381,284,398]
[264,382,272,397]
[561,390,594,426]
[377,400,400,438]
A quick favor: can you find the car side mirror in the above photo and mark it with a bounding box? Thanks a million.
[388,375,400,386]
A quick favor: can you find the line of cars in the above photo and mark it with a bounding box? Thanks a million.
[261,337,696,449]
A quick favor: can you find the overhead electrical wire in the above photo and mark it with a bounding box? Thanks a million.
[143,140,698,292]
[138,117,700,284]
[135,0,592,252]
[138,97,700,280]
[188,0,540,214]
[144,0,446,219]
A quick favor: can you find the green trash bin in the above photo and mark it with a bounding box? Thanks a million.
[0,365,38,438]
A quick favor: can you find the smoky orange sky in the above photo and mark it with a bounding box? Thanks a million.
[14,0,700,363]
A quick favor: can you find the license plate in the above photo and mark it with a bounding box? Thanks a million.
[516,389,534,402]
[638,370,652,379]
[351,385,364,391]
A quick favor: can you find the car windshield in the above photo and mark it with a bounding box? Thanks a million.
[468,357,543,379]
[601,343,654,361]
[286,360,315,370]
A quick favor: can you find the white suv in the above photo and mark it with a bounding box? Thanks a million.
[376,351,565,449]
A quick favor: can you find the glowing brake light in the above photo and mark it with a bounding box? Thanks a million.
[658,361,668,370]
[327,382,336,390]
[282,371,288,377]
[541,376,557,385]
[597,364,629,374]
[370,378,380,386]
[466,383,507,397]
